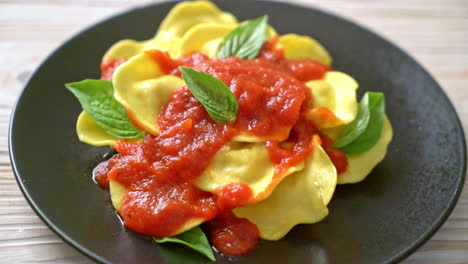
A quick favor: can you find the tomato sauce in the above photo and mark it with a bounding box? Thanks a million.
[98,36,343,255]
[207,211,259,256]
[100,59,126,81]
[107,86,233,236]
[265,113,321,176]
[321,135,349,174]
[216,183,253,211]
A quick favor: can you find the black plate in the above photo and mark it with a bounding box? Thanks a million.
[9,0,467,263]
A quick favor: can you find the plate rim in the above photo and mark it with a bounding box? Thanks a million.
[8,0,467,263]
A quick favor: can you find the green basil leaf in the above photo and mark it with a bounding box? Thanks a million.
[180,67,238,123]
[217,15,268,59]
[155,244,211,264]
[65,79,145,139]
[333,93,371,148]
[154,227,215,262]
[339,92,385,154]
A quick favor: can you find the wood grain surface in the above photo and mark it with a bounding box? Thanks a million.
[0,0,467,263]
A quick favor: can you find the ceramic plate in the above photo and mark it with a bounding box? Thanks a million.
[9,1,466,263]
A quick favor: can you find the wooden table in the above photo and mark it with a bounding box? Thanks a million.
[1,0,467,263]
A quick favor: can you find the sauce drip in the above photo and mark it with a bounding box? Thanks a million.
[92,154,121,189]
[207,212,260,256]
[321,135,349,174]
[98,37,340,255]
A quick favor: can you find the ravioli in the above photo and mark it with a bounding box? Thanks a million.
[196,142,304,203]
[112,53,185,135]
[76,111,119,146]
[76,54,185,143]
[306,71,358,129]
[233,145,337,240]
[279,34,332,65]
[103,0,238,61]
[174,23,278,60]
[338,117,393,184]
[109,179,205,236]
[173,24,236,58]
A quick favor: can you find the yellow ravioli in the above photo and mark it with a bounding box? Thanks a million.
[306,71,358,129]
[196,142,304,203]
[76,111,119,147]
[233,145,337,240]
[112,53,185,135]
[103,0,238,61]
[279,34,332,65]
[109,179,126,211]
[338,117,393,184]
[173,24,236,58]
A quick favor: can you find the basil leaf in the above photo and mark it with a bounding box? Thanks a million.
[338,92,385,154]
[65,79,145,139]
[156,244,211,264]
[333,93,371,148]
[154,227,215,262]
[217,15,268,59]
[180,67,238,123]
